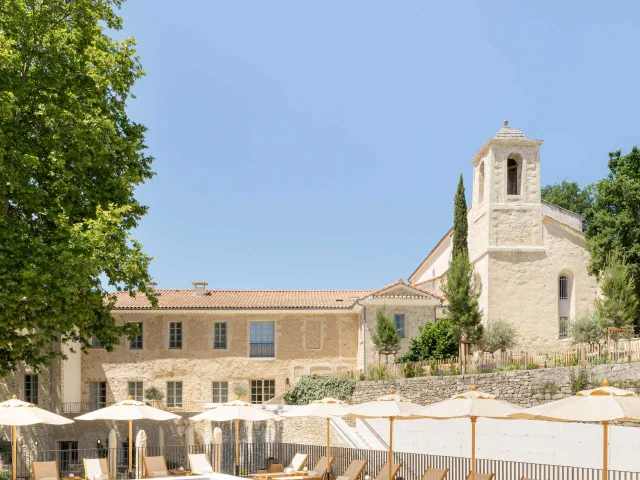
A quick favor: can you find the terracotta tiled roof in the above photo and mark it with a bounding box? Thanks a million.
[112,289,373,310]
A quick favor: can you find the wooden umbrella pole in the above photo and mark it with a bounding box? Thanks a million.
[128,419,133,473]
[235,419,240,476]
[470,417,477,480]
[388,418,394,480]
[12,425,17,480]
[326,418,331,480]
[603,421,609,480]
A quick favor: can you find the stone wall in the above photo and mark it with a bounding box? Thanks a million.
[350,363,640,407]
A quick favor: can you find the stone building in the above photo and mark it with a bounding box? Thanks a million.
[409,121,598,348]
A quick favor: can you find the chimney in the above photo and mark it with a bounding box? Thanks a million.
[192,281,208,296]
[148,281,157,291]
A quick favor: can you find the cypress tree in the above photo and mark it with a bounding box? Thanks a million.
[452,174,469,258]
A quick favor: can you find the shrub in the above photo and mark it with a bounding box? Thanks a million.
[570,366,591,394]
[371,306,401,354]
[398,319,458,363]
[233,383,249,400]
[144,386,164,401]
[367,364,394,381]
[481,319,517,353]
[526,363,540,370]
[570,313,605,349]
[537,381,559,397]
[284,374,356,405]
[403,363,416,378]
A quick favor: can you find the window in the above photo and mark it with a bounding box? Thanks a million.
[129,322,143,350]
[57,441,78,474]
[250,322,275,357]
[91,337,103,348]
[394,314,405,338]
[167,381,183,407]
[128,381,143,402]
[24,374,38,404]
[559,275,569,300]
[507,157,521,195]
[250,380,275,404]
[169,322,182,349]
[559,316,570,340]
[89,382,106,410]
[214,322,227,350]
[212,381,228,403]
[478,162,485,203]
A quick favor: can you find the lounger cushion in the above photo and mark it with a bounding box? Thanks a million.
[337,476,351,480]
[309,472,317,477]
[153,471,168,477]
[41,476,58,480]
[93,475,109,480]
[198,468,213,474]
[284,468,294,473]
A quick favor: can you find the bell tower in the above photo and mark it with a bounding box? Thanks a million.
[470,121,545,253]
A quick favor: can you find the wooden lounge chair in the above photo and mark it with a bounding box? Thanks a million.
[336,459,367,480]
[465,473,494,480]
[271,457,335,480]
[253,454,309,478]
[188,454,214,474]
[143,456,169,478]
[420,468,448,480]
[83,458,110,480]
[372,463,401,480]
[32,461,61,480]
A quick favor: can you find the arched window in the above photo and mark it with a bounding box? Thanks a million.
[558,274,571,339]
[507,155,521,195]
[478,162,485,203]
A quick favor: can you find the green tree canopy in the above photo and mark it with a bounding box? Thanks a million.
[570,313,606,349]
[541,180,595,216]
[452,174,468,258]
[0,0,155,374]
[397,319,457,362]
[595,252,639,331]
[371,306,401,353]
[586,147,640,313]
[481,318,517,353]
[283,374,356,405]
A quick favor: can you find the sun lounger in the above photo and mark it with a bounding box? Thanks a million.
[253,454,309,478]
[336,459,367,480]
[271,457,335,480]
[373,463,401,480]
[466,473,494,480]
[143,456,169,478]
[420,468,448,480]
[83,458,110,480]
[32,461,61,480]
[188,454,214,474]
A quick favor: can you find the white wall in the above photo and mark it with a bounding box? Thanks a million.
[61,341,82,405]
[363,417,640,472]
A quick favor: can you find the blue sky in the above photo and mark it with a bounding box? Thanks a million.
[116,1,639,291]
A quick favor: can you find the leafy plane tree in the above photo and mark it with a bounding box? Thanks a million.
[0,0,155,374]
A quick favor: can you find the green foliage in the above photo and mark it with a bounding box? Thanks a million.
[398,319,458,362]
[570,313,606,348]
[0,0,155,374]
[402,363,425,378]
[595,252,639,332]
[537,381,559,397]
[0,472,11,480]
[481,319,517,353]
[365,364,395,381]
[283,374,356,405]
[371,306,401,353]
[452,174,469,258]
[570,366,591,394]
[441,252,483,344]
[541,180,595,218]
[587,147,640,320]
[144,387,164,401]
[233,383,249,400]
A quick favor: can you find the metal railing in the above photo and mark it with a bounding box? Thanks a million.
[61,400,208,414]
[250,342,275,358]
[2,442,638,480]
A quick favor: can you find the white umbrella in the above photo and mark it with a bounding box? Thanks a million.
[399,386,522,480]
[76,396,179,474]
[344,391,423,480]
[0,395,74,480]
[107,428,118,477]
[281,396,349,479]
[509,379,640,479]
[190,399,282,476]
[135,429,147,478]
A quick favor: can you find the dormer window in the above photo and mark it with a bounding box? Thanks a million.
[507,155,521,195]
